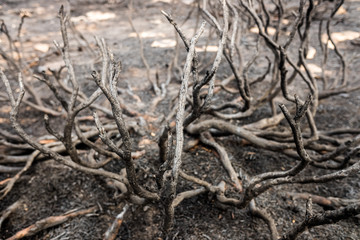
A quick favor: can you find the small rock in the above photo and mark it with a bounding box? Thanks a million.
[34,43,50,53]
[306,46,316,59]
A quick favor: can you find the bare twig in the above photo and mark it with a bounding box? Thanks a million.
[0,200,22,230]
[173,188,206,207]
[163,21,207,234]
[128,1,161,95]
[7,206,97,240]
[103,204,129,240]
[200,131,242,191]
[281,200,360,240]
[0,150,39,200]
[249,200,279,240]
[286,192,360,209]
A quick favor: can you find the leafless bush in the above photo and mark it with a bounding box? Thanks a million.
[1,0,359,239]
